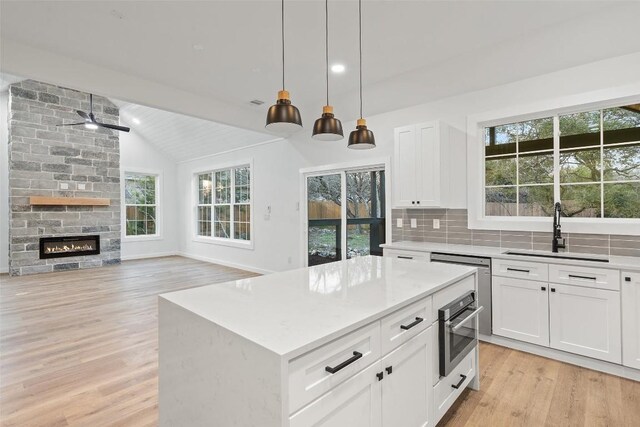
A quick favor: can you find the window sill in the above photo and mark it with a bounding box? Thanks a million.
[192,235,254,250]
[123,234,164,242]
[469,216,640,236]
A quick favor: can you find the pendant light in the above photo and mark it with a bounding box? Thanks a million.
[348,0,375,149]
[312,0,343,141]
[266,0,302,132]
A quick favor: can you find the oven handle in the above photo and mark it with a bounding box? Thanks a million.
[446,306,484,332]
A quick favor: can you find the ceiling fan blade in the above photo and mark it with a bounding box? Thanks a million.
[97,122,130,132]
[56,122,86,127]
[76,110,90,120]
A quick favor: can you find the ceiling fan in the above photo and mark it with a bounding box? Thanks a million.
[57,94,130,132]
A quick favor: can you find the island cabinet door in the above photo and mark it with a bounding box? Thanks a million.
[492,276,550,346]
[289,362,382,427]
[549,283,622,364]
[622,272,640,369]
[381,328,433,427]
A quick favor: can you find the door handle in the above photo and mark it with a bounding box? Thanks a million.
[325,351,363,374]
[400,317,424,330]
[447,306,484,331]
[385,366,393,375]
[541,286,546,291]
[625,277,631,282]
[452,374,467,389]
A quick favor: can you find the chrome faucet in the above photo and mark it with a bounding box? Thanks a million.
[552,202,566,253]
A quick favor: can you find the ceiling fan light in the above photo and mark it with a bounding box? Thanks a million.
[84,122,99,130]
[312,106,343,141]
[266,90,303,132]
[348,118,376,149]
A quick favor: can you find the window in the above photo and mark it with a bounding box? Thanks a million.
[196,165,251,242]
[484,103,640,219]
[125,173,158,236]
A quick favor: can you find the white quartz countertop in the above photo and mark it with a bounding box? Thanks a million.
[382,241,640,272]
[160,255,476,359]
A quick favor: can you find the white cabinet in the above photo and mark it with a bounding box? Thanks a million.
[393,121,460,208]
[381,328,433,427]
[492,276,549,346]
[291,328,433,427]
[548,283,621,363]
[290,362,382,427]
[622,272,640,369]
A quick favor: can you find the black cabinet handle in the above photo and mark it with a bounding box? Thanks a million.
[507,267,530,273]
[376,372,384,381]
[416,201,420,204]
[541,286,546,291]
[385,366,393,375]
[551,288,556,293]
[568,274,596,281]
[626,277,632,282]
[400,317,424,330]
[325,351,363,374]
[452,374,467,389]
[412,201,415,204]
[398,256,414,260]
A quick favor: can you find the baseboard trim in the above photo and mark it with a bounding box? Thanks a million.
[176,251,274,275]
[121,251,178,261]
[480,334,640,382]
[0,268,8,274]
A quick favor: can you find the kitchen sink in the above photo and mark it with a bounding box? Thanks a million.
[504,250,609,263]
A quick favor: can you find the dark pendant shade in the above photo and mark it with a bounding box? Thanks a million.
[312,106,343,141]
[348,119,375,149]
[266,91,302,132]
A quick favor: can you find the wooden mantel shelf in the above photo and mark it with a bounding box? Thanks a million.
[29,196,111,206]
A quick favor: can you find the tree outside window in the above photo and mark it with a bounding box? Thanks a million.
[125,173,158,236]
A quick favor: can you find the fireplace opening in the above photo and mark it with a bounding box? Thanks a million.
[39,235,100,259]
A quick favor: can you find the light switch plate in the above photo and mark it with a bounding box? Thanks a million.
[433,219,440,229]
[411,218,417,228]
[396,218,403,228]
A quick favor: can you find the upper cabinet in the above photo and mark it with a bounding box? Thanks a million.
[393,121,465,208]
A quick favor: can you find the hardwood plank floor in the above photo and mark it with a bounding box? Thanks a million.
[1,256,638,426]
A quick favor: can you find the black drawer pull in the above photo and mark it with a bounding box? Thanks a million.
[376,371,384,381]
[541,286,546,291]
[400,317,424,330]
[452,374,467,389]
[398,256,414,260]
[626,277,632,282]
[551,288,556,293]
[568,274,596,281]
[385,366,393,375]
[507,267,530,273]
[325,351,363,374]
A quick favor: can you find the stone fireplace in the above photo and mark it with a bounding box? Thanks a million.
[8,80,121,276]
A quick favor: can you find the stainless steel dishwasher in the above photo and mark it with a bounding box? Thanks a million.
[430,252,492,336]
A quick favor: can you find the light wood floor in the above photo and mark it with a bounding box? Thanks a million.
[1,257,638,426]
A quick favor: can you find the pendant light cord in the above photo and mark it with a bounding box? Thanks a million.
[282,0,285,91]
[325,0,329,106]
[359,0,363,120]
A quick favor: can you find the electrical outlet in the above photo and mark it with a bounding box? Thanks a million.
[433,219,440,229]
[396,218,403,228]
[411,218,417,228]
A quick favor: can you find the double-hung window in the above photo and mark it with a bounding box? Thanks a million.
[484,103,640,219]
[124,172,159,237]
[196,165,251,243]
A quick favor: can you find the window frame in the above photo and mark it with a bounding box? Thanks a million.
[467,94,640,236]
[192,160,254,249]
[122,169,162,241]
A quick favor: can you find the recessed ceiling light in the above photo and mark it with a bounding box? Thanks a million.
[132,117,141,125]
[331,64,345,73]
[192,44,205,51]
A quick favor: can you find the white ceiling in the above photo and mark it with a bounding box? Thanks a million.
[117,101,279,162]
[2,1,640,147]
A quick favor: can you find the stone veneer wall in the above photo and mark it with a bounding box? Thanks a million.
[392,208,640,258]
[8,80,121,276]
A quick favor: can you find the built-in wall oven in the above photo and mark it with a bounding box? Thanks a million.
[438,291,484,377]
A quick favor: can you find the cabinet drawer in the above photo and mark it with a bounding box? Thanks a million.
[433,350,475,421]
[493,258,548,281]
[288,322,381,414]
[549,264,620,291]
[383,249,429,262]
[380,298,432,355]
[431,275,475,323]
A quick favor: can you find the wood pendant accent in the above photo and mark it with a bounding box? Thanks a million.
[29,196,111,206]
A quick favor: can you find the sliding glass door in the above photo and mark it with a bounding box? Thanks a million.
[306,168,386,266]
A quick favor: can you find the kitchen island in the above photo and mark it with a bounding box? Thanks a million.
[159,255,479,426]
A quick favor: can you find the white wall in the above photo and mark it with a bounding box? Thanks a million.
[1,92,9,273]
[176,52,640,273]
[120,130,179,260]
